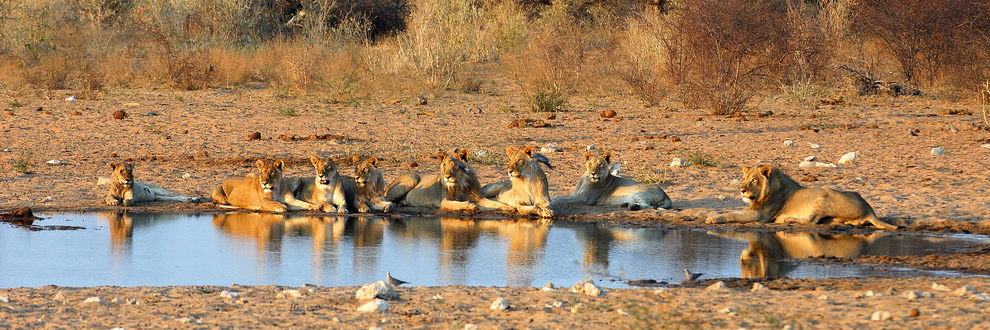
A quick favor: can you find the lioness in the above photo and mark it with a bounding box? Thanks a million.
[348,157,393,213]
[480,146,554,218]
[105,162,202,206]
[554,149,672,210]
[212,159,319,213]
[385,149,514,213]
[289,155,349,213]
[705,165,898,230]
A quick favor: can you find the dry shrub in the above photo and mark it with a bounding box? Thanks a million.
[615,13,671,106]
[255,41,367,100]
[666,0,792,115]
[209,48,253,88]
[853,0,990,89]
[22,56,72,90]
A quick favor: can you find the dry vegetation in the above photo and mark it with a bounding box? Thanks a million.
[1,0,990,112]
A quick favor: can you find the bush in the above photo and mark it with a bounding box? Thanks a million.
[12,151,32,174]
[529,89,568,112]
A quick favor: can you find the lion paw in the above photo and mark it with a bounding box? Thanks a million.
[336,206,349,214]
[705,216,724,224]
[380,202,393,213]
[106,198,121,206]
[538,208,554,218]
[356,204,371,213]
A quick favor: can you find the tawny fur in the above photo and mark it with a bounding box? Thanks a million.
[480,146,554,218]
[346,157,393,213]
[716,231,886,278]
[385,149,514,213]
[288,155,349,213]
[105,162,201,206]
[552,149,672,210]
[705,165,898,230]
[211,159,319,213]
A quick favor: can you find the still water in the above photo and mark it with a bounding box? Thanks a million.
[1,213,986,288]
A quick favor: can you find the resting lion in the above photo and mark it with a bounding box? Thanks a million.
[347,156,393,213]
[212,159,318,213]
[553,149,672,210]
[705,165,898,230]
[105,162,202,206]
[288,155,350,213]
[480,146,554,218]
[385,149,514,213]
[715,231,886,278]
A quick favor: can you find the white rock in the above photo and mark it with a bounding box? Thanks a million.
[276,289,303,299]
[705,281,727,291]
[670,157,685,167]
[181,173,191,179]
[41,196,53,203]
[219,290,239,299]
[551,301,564,308]
[431,294,443,300]
[863,290,876,297]
[356,281,398,300]
[570,302,586,313]
[954,285,979,296]
[799,161,813,168]
[82,297,106,305]
[981,143,990,149]
[46,159,63,165]
[718,307,737,314]
[176,317,194,323]
[808,142,821,149]
[569,280,606,297]
[65,96,77,101]
[540,144,561,153]
[783,140,795,147]
[357,299,388,313]
[331,317,341,322]
[751,283,768,292]
[838,152,856,164]
[931,282,951,291]
[814,162,837,168]
[110,297,124,304]
[931,147,944,155]
[2,148,9,152]
[0,295,9,303]
[870,311,892,321]
[617,309,630,315]
[818,295,829,300]
[464,324,479,330]
[971,293,990,301]
[489,297,509,311]
[803,156,818,162]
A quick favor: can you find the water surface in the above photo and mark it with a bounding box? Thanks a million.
[0,213,986,288]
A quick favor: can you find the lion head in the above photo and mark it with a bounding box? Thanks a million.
[582,150,613,183]
[505,146,553,179]
[738,165,799,209]
[109,162,135,188]
[255,159,285,194]
[309,155,338,186]
[437,149,481,201]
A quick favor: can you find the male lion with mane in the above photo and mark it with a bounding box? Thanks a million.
[385,149,514,213]
[705,165,898,230]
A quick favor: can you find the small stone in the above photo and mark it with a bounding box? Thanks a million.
[814,162,837,168]
[112,110,127,119]
[808,142,821,149]
[65,96,76,101]
[570,302,586,313]
[0,295,9,303]
[718,307,737,314]
[931,282,950,291]
[176,317,194,323]
[818,295,829,300]
[246,132,261,140]
[357,299,388,313]
[277,289,303,299]
[870,311,892,321]
[545,282,555,289]
[54,291,66,300]
[902,291,919,300]
[356,281,398,300]
[954,285,978,296]
[42,196,53,203]
[82,297,106,305]
[332,317,341,322]
[981,143,990,149]
[540,144,561,153]
[551,301,564,308]
[783,140,795,147]
[489,297,509,311]
[409,162,419,168]
[908,308,920,317]
[180,173,192,179]
[464,324,479,330]
[71,111,82,116]
[751,283,768,292]
[971,293,990,301]
[46,159,63,165]
[930,147,944,155]
[670,157,684,167]
[600,110,617,118]
[863,290,876,297]
[569,280,606,297]
[705,281,727,291]
[110,297,123,304]
[467,106,482,114]
[617,309,630,315]
[219,291,239,299]
[431,294,443,300]
[838,152,856,164]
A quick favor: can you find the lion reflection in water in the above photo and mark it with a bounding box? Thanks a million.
[716,231,887,278]
[211,213,384,252]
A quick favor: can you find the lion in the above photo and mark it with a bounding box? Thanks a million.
[553,149,672,210]
[211,159,319,213]
[288,155,349,213]
[705,165,898,230]
[385,149,515,213]
[347,156,393,213]
[480,146,554,218]
[105,162,202,206]
[715,231,887,278]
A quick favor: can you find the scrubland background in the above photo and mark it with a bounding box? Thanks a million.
[2,0,990,114]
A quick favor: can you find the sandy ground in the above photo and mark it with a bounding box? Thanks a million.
[1,277,989,328]
[1,88,989,233]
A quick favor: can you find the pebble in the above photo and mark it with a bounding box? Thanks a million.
[540,144,561,153]
[42,196,53,203]
[570,303,586,313]
[705,281,727,291]
[818,295,829,300]
[0,295,9,303]
[464,324,479,330]
[902,290,934,300]
[931,282,951,291]
[431,294,443,300]
[814,162,837,168]
[930,147,944,155]
[181,173,191,179]
[718,307,738,314]
[489,297,509,311]
[803,156,818,162]
[46,159,63,165]
[783,140,795,147]
[82,297,106,305]
[277,289,303,299]
[870,311,892,321]
[837,152,856,164]
[971,293,990,301]
[112,110,128,120]
[65,96,76,101]
[332,317,341,322]
[670,157,685,167]
[616,309,630,316]
[586,144,598,151]
[110,297,124,304]
[909,308,920,317]
[751,283,768,292]
[981,143,990,149]
[467,106,482,114]
[357,299,388,313]
[570,280,606,297]
[862,290,876,297]
[954,285,978,296]
[356,281,398,300]
[219,290,239,299]
[2,148,9,152]
[808,142,821,149]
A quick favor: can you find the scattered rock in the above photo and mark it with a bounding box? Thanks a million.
[0,295,9,303]
[181,173,191,179]
[902,290,933,300]
[570,303,586,313]
[600,110,617,118]
[908,128,920,136]
[870,311,892,321]
[670,157,684,167]
[705,281,727,291]
[540,144,561,153]
[53,291,66,300]
[464,324,479,330]
[616,309,630,316]
[861,290,876,297]
[431,294,443,300]
[838,152,856,164]
[82,297,106,305]
[489,297,509,311]
[955,286,979,296]
[219,290,240,299]
[818,295,829,300]
[930,147,944,155]
[466,106,482,114]
[357,299,388,313]
[71,111,82,116]
[799,161,813,168]
[356,281,398,300]
[783,140,795,147]
[971,293,990,301]
[65,96,76,101]
[112,110,128,120]
[931,282,951,291]
[545,113,556,120]
[41,196,53,203]
[46,159,63,165]
[981,143,990,149]
[718,307,738,314]
[246,132,261,140]
[143,112,159,116]
[908,308,920,317]
[751,283,768,292]
[570,280,606,297]
[803,156,818,162]
[808,142,821,149]
[277,289,303,299]
[814,162,837,168]
[416,96,428,105]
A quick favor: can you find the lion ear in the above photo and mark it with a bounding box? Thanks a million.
[255,159,266,170]
[274,160,285,171]
[456,149,470,162]
[522,146,535,157]
[602,151,612,163]
[435,150,447,161]
[505,146,516,156]
[110,162,122,169]
[583,151,592,161]
[758,165,772,177]
[309,155,321,166]
[368,157,379,167]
